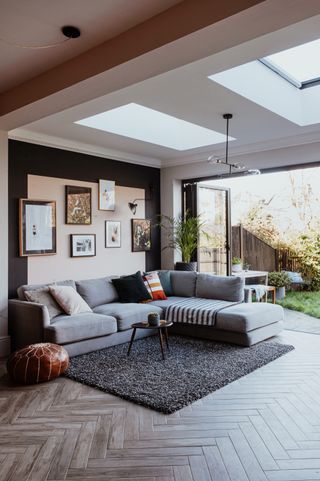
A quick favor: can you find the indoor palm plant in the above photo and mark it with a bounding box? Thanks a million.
[268,271,291,300]
[159,211,209,271]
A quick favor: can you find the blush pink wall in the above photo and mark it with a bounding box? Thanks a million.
[28,174,146,284]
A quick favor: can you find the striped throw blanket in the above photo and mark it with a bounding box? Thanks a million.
[166,297,238,327]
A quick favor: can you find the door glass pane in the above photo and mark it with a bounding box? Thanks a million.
[197,185,229,275]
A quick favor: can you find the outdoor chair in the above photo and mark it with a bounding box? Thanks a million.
[282,270,308,290]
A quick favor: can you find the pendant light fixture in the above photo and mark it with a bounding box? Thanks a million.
[0,26,80,49]
[208,113,260,176]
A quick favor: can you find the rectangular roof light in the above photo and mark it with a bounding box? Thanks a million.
[75,103,234,151]
[262,38,320,89]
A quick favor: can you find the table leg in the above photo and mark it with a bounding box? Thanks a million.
[163,327,170,351]
[158,329,165,360]
[272,288,276,304]
[127,328,137,356]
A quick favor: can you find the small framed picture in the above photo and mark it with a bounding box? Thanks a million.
[99,179,115,211]
[105,220,121,248]
[19,199,56,256]
[70,234,96,257]
[66,185,92,224]
[131,219,151,252]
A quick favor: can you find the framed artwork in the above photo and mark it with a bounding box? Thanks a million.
[66,185,91,224]
[99,180,115,211]
[19,199,56,256]
[70,234,96,257]
[131,219,151,252]
[105,220,121,248]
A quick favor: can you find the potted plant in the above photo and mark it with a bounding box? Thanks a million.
[268,271,291,300]
[232,257,243,272]
[159,212,209,271]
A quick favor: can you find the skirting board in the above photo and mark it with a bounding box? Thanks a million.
[0,336,10,358]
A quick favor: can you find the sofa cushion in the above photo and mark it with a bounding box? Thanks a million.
[215,303,284,333]
[76,277,119,308]
[158,271,173,296]
[24,288,63,320]
[144,272,167,300]
[44,313,117,344]
[93,303,163,331]
[17,279,76,300]
[170,271,197,297]
[112,271,152,303]
[196,274,244,302]
[49,285,92,315]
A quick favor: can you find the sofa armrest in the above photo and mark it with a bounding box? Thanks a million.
[8,299,51,350]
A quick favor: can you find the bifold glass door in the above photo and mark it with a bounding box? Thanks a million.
[196,184,231,275]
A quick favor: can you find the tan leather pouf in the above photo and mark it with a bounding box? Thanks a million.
[7,343,69,384]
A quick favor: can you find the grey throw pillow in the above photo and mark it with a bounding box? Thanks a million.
[49,285,92,315]
[196,273,244,302]
[24,288,63,320]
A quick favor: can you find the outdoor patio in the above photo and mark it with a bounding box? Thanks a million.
[284,308,320,335]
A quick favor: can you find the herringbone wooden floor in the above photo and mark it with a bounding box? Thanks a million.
[1,329,320,481]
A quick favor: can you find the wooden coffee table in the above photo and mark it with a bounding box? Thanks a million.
[127,320,173,360]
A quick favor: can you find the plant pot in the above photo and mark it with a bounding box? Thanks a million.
[276,286,286,300]
[232,264,242,273]
[175,262,197,272]
[148,312,161,326]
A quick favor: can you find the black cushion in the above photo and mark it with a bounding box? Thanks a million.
[158,270,173,296]
[112,271,152,303]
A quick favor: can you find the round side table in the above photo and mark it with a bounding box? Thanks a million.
[127,320,173,360]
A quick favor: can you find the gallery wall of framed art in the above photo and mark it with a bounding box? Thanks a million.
[26,174,147,284]
[9,140,161,297]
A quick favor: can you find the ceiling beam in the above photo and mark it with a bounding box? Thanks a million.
[0,0,264,117]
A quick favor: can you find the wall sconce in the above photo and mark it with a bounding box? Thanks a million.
[128,184,154,215]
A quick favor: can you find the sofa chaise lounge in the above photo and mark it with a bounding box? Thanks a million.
[9,271,284,357]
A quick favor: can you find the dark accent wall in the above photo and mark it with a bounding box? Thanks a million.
[8,140,161,297]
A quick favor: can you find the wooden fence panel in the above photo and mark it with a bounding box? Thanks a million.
[232,225,278,272]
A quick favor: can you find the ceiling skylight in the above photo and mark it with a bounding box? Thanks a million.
[75,103,234,151]
[262,38,320,88]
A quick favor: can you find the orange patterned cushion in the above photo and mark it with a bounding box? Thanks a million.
[144,272,167,300]
[143,279,152,297]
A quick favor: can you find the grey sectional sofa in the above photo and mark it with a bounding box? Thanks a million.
[9,271,284,357]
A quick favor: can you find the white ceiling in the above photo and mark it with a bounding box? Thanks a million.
[0,0,181,92]
[10,9,320,169]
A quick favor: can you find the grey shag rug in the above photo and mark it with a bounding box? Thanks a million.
[65,336,294,413]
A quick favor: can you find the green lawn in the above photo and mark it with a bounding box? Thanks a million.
[277,290,320,318]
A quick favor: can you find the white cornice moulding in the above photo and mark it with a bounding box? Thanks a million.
[9,128,320,171]
[9,129,162,168]
[161,131,320,168]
